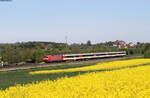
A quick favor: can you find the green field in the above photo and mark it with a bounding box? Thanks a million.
[0,61,100,90]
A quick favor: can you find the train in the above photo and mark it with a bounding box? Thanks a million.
[43,51,126,63]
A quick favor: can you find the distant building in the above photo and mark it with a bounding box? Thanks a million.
[127,42,136,48]
[114,40,136,49]
[114,40,127,48]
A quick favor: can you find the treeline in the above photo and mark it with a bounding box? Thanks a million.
[125,43,150,57]
[0,41,149,66]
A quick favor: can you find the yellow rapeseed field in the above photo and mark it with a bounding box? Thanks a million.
[29,58,150,75]
[1,59,150,98]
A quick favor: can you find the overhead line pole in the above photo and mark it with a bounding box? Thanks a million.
[65,36,68,49]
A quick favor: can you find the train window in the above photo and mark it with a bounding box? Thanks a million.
[44,56,48,58]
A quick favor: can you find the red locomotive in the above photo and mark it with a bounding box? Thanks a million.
[43,51,126,62]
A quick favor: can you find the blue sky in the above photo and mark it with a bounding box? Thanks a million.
[0,0,150,43]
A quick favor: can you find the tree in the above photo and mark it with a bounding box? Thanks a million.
[32,48,45,63]
[106,41,115,47]
[86,40,92,46]
[144,49,150,58]
[144,43,150,51]
[1,45,14,64]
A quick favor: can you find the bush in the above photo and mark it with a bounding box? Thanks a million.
[144,50,150,58]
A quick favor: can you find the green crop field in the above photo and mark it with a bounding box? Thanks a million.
[0,61,100,90]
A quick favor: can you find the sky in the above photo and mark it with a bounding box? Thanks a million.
[0,0,150,44]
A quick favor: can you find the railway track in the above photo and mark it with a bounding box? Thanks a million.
[0,55,142,72]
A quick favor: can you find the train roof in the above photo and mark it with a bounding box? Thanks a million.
[63,51,126,57]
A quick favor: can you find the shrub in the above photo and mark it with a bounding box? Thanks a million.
[144,50,150,58]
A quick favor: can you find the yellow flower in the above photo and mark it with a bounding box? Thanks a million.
[29,59,150,75]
